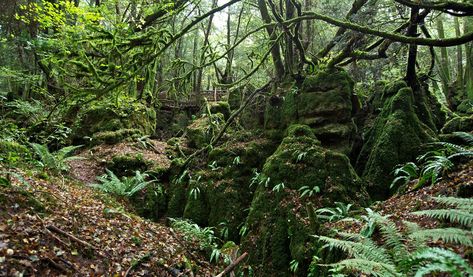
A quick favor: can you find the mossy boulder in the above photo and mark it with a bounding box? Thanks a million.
[92,129,142,145]
[264,69,357,154]
[441,115,473,133]
[208,101,231,119]
[356,86,437,200]
[167,133,277,241]
[186,113,224,148]
[107,153,148,176]
[242,125,367,276]
[72,101,156,143]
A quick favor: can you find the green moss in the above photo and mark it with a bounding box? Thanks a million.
[0,140,30,164]
[183,188,209,226]
[357,86,437,200]
[209,101,231,119]
[301,69,353,93]
[72,101,156,141]
[167,181,187,218]
[186,113,225,148]
[441,115,473,133]
[91,128,142,145]
[242,127,367,275]
[285,124,316,139]
[107,153,148,176]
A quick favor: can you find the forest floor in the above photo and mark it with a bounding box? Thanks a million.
[0,166,216,276]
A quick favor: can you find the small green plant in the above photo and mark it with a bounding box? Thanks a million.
[208,160,220,170]
[30,143,83,173]
[272,182,285,193]
[169,218,218,251]
[136,135,154,149]
[219,221,229,241]
[390,162,419,189]
[92,169,153,197]
[249,170,270,188]
[189,186,201,200]
[290,259,299,273]
[233,156,241,165]
[299,185,321,198]
[294,150,308,163]
[316,202,353,222]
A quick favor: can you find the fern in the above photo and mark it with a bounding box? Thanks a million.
[316,198,473,277]
[413,209,473,228]
[328,258,401,277]
[31,143,83,173]
[92,169,153,197]
[411,247,473,277]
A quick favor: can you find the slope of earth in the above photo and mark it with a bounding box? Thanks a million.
[328,160,473,260]
[0,167,215,276]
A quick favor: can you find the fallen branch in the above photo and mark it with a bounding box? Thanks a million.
[45,225,103,256]
[214,252,248,277]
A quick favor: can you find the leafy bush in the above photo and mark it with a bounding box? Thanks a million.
[313,197,473,276]
[316,202,353,222]
[31,143,82,173]
[92,169,153,197]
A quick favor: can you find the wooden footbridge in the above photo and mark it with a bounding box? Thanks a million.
[158,89,227,109]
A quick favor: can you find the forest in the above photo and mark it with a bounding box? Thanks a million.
[1,0,473,276]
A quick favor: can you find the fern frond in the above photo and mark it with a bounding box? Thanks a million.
[411,247,473,277]
[409,228,473,246]
[412,209,473,227]
[431,197,473,210]
[328,258,400,277]
[451,131,473,145]
[316,235,392,264]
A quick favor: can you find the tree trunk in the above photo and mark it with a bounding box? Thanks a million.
[405,7,419,89]
[258,0,285,80]
[436,16,451,95]
[455,17,464,92]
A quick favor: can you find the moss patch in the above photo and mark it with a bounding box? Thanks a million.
[356,86,437,200]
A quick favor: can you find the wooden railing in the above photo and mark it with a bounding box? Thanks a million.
[158,89,227,108]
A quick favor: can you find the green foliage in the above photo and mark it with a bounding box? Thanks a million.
[316,202,353,222]
[169,218,217,251]
[390,162,419,189]
[298,185,321,198]
[314,197,473,277]
[30,143,82,173]
[92,169,154,197]
[272,182,285,193]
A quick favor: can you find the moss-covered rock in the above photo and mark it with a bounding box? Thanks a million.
[356,86,437,200]
[72,101,156,143]
[264,69,358,155]
[107,153,148,176]
[208,101,231,119]
[242,125,367,276]
[130,183,167,220]
[441,115,473,133]
[186,113,225,148]
[92,129,142,145]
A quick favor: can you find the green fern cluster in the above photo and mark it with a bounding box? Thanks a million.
[92,169,154,197]
[31,143,83,173]
[314,197,473,276]
[391,132,473,190]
